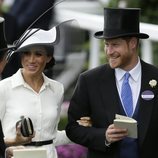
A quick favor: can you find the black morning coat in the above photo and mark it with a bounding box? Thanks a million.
[66,60,158,158]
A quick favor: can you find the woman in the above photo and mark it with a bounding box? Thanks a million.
[0,20,92,158]
[0,23,72,158]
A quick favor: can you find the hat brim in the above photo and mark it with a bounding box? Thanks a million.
[16,43,54,55]
[94,31,149,39]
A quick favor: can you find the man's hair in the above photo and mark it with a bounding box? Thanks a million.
[123,37,139,48]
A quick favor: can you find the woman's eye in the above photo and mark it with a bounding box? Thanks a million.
[22,51,30,55]
[35,52,43,56]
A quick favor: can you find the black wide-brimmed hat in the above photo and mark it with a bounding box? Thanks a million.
[94,8,149,39]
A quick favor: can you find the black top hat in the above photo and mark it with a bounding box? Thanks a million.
[94,8,149,39]
[0,17,8,60]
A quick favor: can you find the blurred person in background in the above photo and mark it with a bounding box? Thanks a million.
[0,16,26,158]
[8,0,55,39]
[0,0,17,44]
[0,16,8,158]
[0,0,19,80]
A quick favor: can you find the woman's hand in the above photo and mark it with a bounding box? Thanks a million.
[77,117,92,127]
[5,122,35,146]
[5,146,25,158]
[15,121,35,144]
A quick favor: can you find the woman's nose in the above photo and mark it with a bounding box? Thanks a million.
[28,54,35,62]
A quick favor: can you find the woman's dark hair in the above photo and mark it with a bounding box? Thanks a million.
[45,56,55,70]
[0,50,6,62]
[45,46,55,70]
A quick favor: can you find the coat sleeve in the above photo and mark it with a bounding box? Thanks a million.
[66,73,109,152]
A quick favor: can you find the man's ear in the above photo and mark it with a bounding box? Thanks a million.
[130,37,137,49]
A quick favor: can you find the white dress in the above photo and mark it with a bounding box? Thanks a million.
[0,69,70,158]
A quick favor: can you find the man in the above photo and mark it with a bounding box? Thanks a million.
[66,8,158,158]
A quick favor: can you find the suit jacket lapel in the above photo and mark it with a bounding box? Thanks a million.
[99,65,120,124]
[138,61,155,146]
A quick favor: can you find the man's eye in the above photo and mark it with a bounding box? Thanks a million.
[112,43,119,46]
[105,43,109,47]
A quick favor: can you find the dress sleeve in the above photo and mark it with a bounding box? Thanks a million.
[53,83,71,146]
[54,130,71,146]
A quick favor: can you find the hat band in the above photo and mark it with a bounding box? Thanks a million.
[103,28,140,37]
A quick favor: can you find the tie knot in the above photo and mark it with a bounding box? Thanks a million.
[124,72,130,81]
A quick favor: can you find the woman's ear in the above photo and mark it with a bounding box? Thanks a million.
[46,56,52,63]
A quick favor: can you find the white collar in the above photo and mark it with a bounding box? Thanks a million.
[115,58,141,82]
[11,68,51,89]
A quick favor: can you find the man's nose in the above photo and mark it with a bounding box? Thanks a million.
[106,45,114,55]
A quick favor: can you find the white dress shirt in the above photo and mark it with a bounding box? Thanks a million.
[0,69,70,158]
[115,59,141,116]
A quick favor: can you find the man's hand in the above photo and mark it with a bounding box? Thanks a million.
[77,117,92,127]
[105,124,128,144]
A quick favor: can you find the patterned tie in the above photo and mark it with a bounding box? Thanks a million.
[121,72,133,117]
